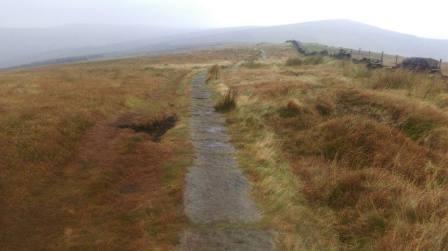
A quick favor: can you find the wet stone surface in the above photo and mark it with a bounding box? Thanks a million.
[178,71,276,250]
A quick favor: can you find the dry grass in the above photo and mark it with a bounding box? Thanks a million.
[286,56,325,66]
[224,96,339,250]
[216,46,448,250]
[206,64,220,82]
[139,46,260,66]
[366,69,448,99]
[286,58,304,66]
[3,42,447,250]
[342,62,372,79]
[0,58,194,250]
[0,45,264,250]
[214,88,237,112]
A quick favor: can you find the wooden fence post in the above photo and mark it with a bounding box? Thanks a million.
[381,52,384,64]
[395,55,399,66]
[440,59,443,70]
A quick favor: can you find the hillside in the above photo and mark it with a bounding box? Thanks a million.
[154,20,448,60]
[2,20,447,69]
[205,20,448,59]
[0,24,192,68]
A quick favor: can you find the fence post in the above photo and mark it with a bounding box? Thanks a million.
[395,55,399,66]
[381,51,384,64]
[440,59,443,70]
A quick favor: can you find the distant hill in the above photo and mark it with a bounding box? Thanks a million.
[152,20,448,60]
[1,20,447,69]
[0,24,192,68]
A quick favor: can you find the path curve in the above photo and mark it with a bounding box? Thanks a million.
[178,71,276,250]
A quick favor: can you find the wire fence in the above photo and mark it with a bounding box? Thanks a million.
[352,48,443,69]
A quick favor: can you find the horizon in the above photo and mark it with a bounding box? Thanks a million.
[2,19,448,42]
[2,0,448,40]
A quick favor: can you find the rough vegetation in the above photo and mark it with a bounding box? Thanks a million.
[217,45,448,250]
[0,46,268,251]
[0,58,193,250]
[286,56,325,66]
[206,64,220,82]
[214,88,238,112]
[2,42,448,250]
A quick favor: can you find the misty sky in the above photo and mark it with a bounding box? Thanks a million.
[2,0,448,39]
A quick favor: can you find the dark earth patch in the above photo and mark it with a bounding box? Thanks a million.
[116,114,177,142]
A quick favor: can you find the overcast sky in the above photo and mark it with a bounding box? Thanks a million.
[2,0,448,39]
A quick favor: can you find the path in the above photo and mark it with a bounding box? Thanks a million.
[178,72,276,250]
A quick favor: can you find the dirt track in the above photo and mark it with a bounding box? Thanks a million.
[178,71,276,250]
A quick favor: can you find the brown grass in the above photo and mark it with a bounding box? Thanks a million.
[4,43,446,250]
[286,56,325,66]
[334,88,448,142]
[285,57,304,66]
[367,69,448,99]
[0,58,193,250]
[206,64,220,82]
[215,46,448,250]
[214,88,237,112]
[442,63,448,76]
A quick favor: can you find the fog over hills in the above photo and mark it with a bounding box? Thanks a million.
[1,20,447,68]
[0,24,193,68]
[159,20,448,59]
[241,20,448,59]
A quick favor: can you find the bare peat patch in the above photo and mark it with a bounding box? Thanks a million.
[115,113,178,142]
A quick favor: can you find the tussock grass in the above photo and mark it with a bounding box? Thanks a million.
[279,99,313,117]
[370,69,417,89]
[216,50,448,250]
[296,116,430,182]
[342,62,372,78]
[225,95,339,250]
[206,64,220,82]
[286,56,325,66]
[362,69,448,100]
[435,93,448,109]
[303,56,325,65]
[281,91,448,249]
[214,88,237,112]
[286,57,304,66]
[241,61,267,69]
[334,88,448,142]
